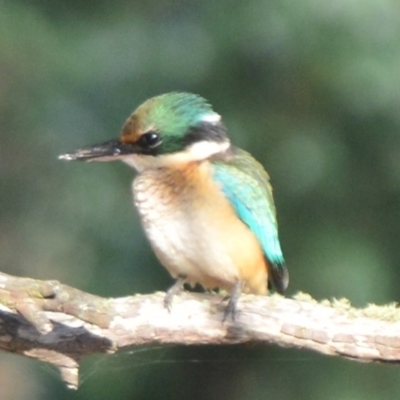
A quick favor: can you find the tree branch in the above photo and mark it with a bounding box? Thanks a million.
[0,272,399,389]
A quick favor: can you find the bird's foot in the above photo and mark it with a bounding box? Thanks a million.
[223,280,243,322]
[164,275,186,312]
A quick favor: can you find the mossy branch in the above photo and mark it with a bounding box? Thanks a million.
[0,272,399,390]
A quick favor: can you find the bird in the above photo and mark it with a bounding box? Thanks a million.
[59,92,288,319]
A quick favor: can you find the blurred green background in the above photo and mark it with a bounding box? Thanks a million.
[2,0,400,398]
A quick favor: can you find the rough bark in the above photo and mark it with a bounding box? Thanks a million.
[0,271,399,390]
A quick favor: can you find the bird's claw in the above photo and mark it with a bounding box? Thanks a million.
[163,275,186,312]
[222,280,243,322]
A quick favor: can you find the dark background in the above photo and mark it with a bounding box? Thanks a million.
[2,0,400,398]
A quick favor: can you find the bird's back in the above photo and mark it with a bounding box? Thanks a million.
[212,147,288,293]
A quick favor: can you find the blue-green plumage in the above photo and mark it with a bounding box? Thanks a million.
[213,147,288,294]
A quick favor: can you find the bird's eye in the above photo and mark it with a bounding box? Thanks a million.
[139,131,161,148]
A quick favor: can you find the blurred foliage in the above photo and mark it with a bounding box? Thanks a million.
[1,0,400,398]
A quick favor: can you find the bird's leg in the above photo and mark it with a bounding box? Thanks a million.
[164,275,187,312]
[223,280,243,322]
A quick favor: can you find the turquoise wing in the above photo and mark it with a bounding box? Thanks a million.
[212,148,289,294]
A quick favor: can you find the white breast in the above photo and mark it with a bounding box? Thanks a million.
[132,168,240,289]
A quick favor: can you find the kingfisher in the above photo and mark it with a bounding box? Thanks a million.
[59,92,288,319]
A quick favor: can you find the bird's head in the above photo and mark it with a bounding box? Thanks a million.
[59,92,231,171]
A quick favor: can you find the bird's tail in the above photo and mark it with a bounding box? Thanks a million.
[268,260,289,295]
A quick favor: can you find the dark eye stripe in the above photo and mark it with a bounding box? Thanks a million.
[184,122,228,147]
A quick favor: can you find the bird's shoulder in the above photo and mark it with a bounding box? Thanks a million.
[210,146,276,215]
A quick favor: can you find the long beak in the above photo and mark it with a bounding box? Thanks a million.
[58,139,135,162]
